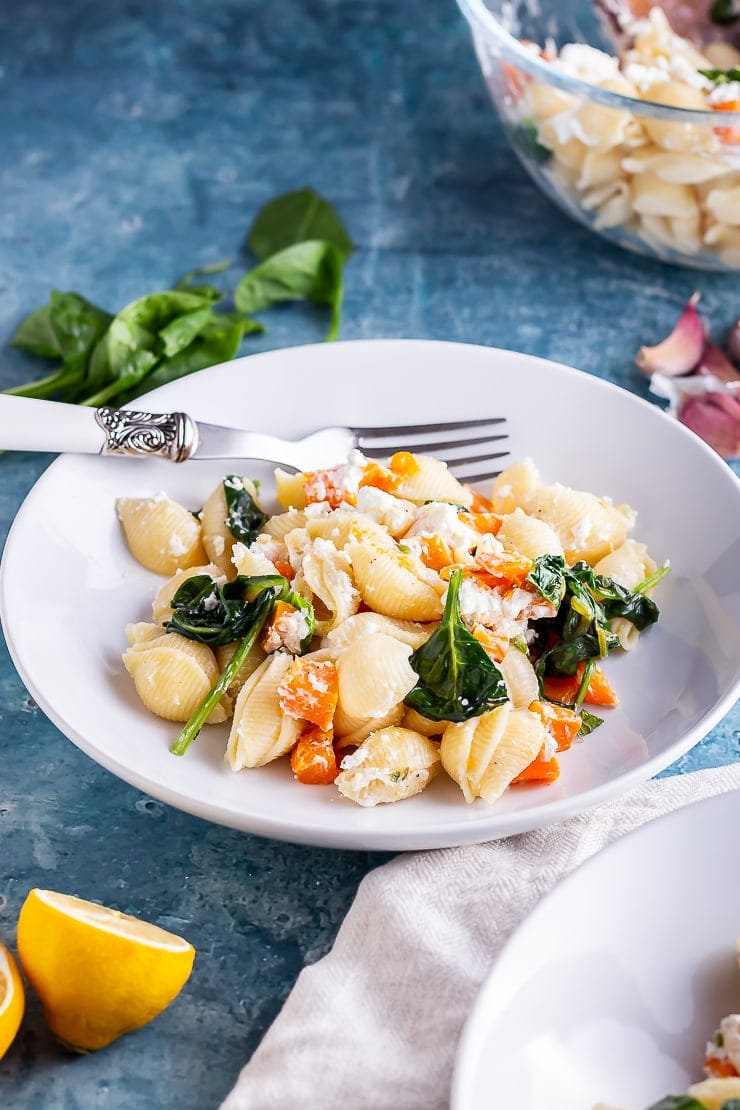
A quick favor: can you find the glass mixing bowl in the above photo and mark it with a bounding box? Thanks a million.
[457,0,740,270]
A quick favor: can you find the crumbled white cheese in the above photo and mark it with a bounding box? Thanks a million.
[404,502,480,563]
[355,486,417,536]
[709,82,740,106]
[556,43,620,84]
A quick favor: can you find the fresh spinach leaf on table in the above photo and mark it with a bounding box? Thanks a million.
[235,239,346,342]
[247,186,354,259]
[4,186,352,406]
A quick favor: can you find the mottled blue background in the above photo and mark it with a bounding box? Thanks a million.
[0,1,738,1106]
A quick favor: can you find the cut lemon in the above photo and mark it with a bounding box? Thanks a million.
[17,889,195,1052]
[0,942,25,1059]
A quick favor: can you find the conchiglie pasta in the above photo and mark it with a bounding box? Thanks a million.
[300,536,361,634]
[498,647,539,709]
[491,458,540,514]
[122,632,231,723]
[226,653,303,770]
[527,484,635,564]
[275,468,308,510]
[401,707,449,737]
[497,508,564,560]
[336,633,418,720]
[594,540,657,650]
[333,703,405,749]
[393,455,473,507]
[215,639,267,699]
[322,612,433,654]
[335,726,441,806]
[200,476,264,577]
[441,706,546,804]
[117,495,206,576]
[347,521,443,622]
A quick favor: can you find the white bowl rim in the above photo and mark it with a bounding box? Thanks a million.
[457,0,740,123]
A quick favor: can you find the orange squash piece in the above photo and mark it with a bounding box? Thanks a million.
[529,699,582,752]
[277,658,339,732]
[290,727,338,785]
[512,752,561,784]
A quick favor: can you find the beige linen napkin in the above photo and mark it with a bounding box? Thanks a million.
[221,764,740,1110]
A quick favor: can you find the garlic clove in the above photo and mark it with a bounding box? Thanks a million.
[635,292,704,377]
[678,390,740,460]
[698,341,740,384]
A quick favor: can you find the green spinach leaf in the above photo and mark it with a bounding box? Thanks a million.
[645,1097,707,1110]
[404,568,509,722]
[223,475,269,544]
[577,709,603,736]
[166,573,289,647]
[527,554,567,608]
[699,64,740,80]
[248,187,353,260]
[710,0,739,24]
[234,239,345,341]
[170,584,278,756]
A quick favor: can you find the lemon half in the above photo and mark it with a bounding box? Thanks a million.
[17,889,195,1052]
[0,941,25,1059]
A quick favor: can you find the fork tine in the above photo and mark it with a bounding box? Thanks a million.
[451,465,508,483]
[353,417,506,440]
[360,432,508,459]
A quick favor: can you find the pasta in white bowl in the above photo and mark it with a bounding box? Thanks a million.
[2,339,739,848]
[118,446,668,809]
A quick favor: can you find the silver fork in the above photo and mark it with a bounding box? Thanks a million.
[0,396,509,483]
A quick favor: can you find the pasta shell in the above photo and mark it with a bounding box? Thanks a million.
[402,707,449,737]
[491,458,540,514]
[477,708,548,804]
[215,639,267,699]
[117,495,206,576]
[440,704,511,804]
[122,632,230,724]
[498,647,539,709]
[226,653,303,770]
[335,726,441,807]
[393,455,473,507]
[686,1079,740,1110]
[322,612,433,654]
[275,469,308,510]
[336,633,418,720]
[347,521,443,622]
[497,508,564,560]
[334,704,405,749]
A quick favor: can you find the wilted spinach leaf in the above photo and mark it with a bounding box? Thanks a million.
[404,568,509,722]
[527,554,567,608]
[170,583,279,756]
[223,475,269,544]
[166,572,289,647]
[577,709,603,736]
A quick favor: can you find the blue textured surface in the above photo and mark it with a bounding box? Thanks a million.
[0,1,738,1106]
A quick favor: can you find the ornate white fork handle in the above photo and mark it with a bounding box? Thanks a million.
[0,395,508,479]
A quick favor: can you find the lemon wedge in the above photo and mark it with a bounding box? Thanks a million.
[0,941,25,1060]
[17,889,195,1052]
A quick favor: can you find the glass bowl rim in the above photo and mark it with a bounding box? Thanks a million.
[457,0,740,123]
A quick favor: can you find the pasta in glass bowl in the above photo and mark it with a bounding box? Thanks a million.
[457,0,740,269]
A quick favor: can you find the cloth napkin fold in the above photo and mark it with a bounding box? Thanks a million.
[222,764,740,1110]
